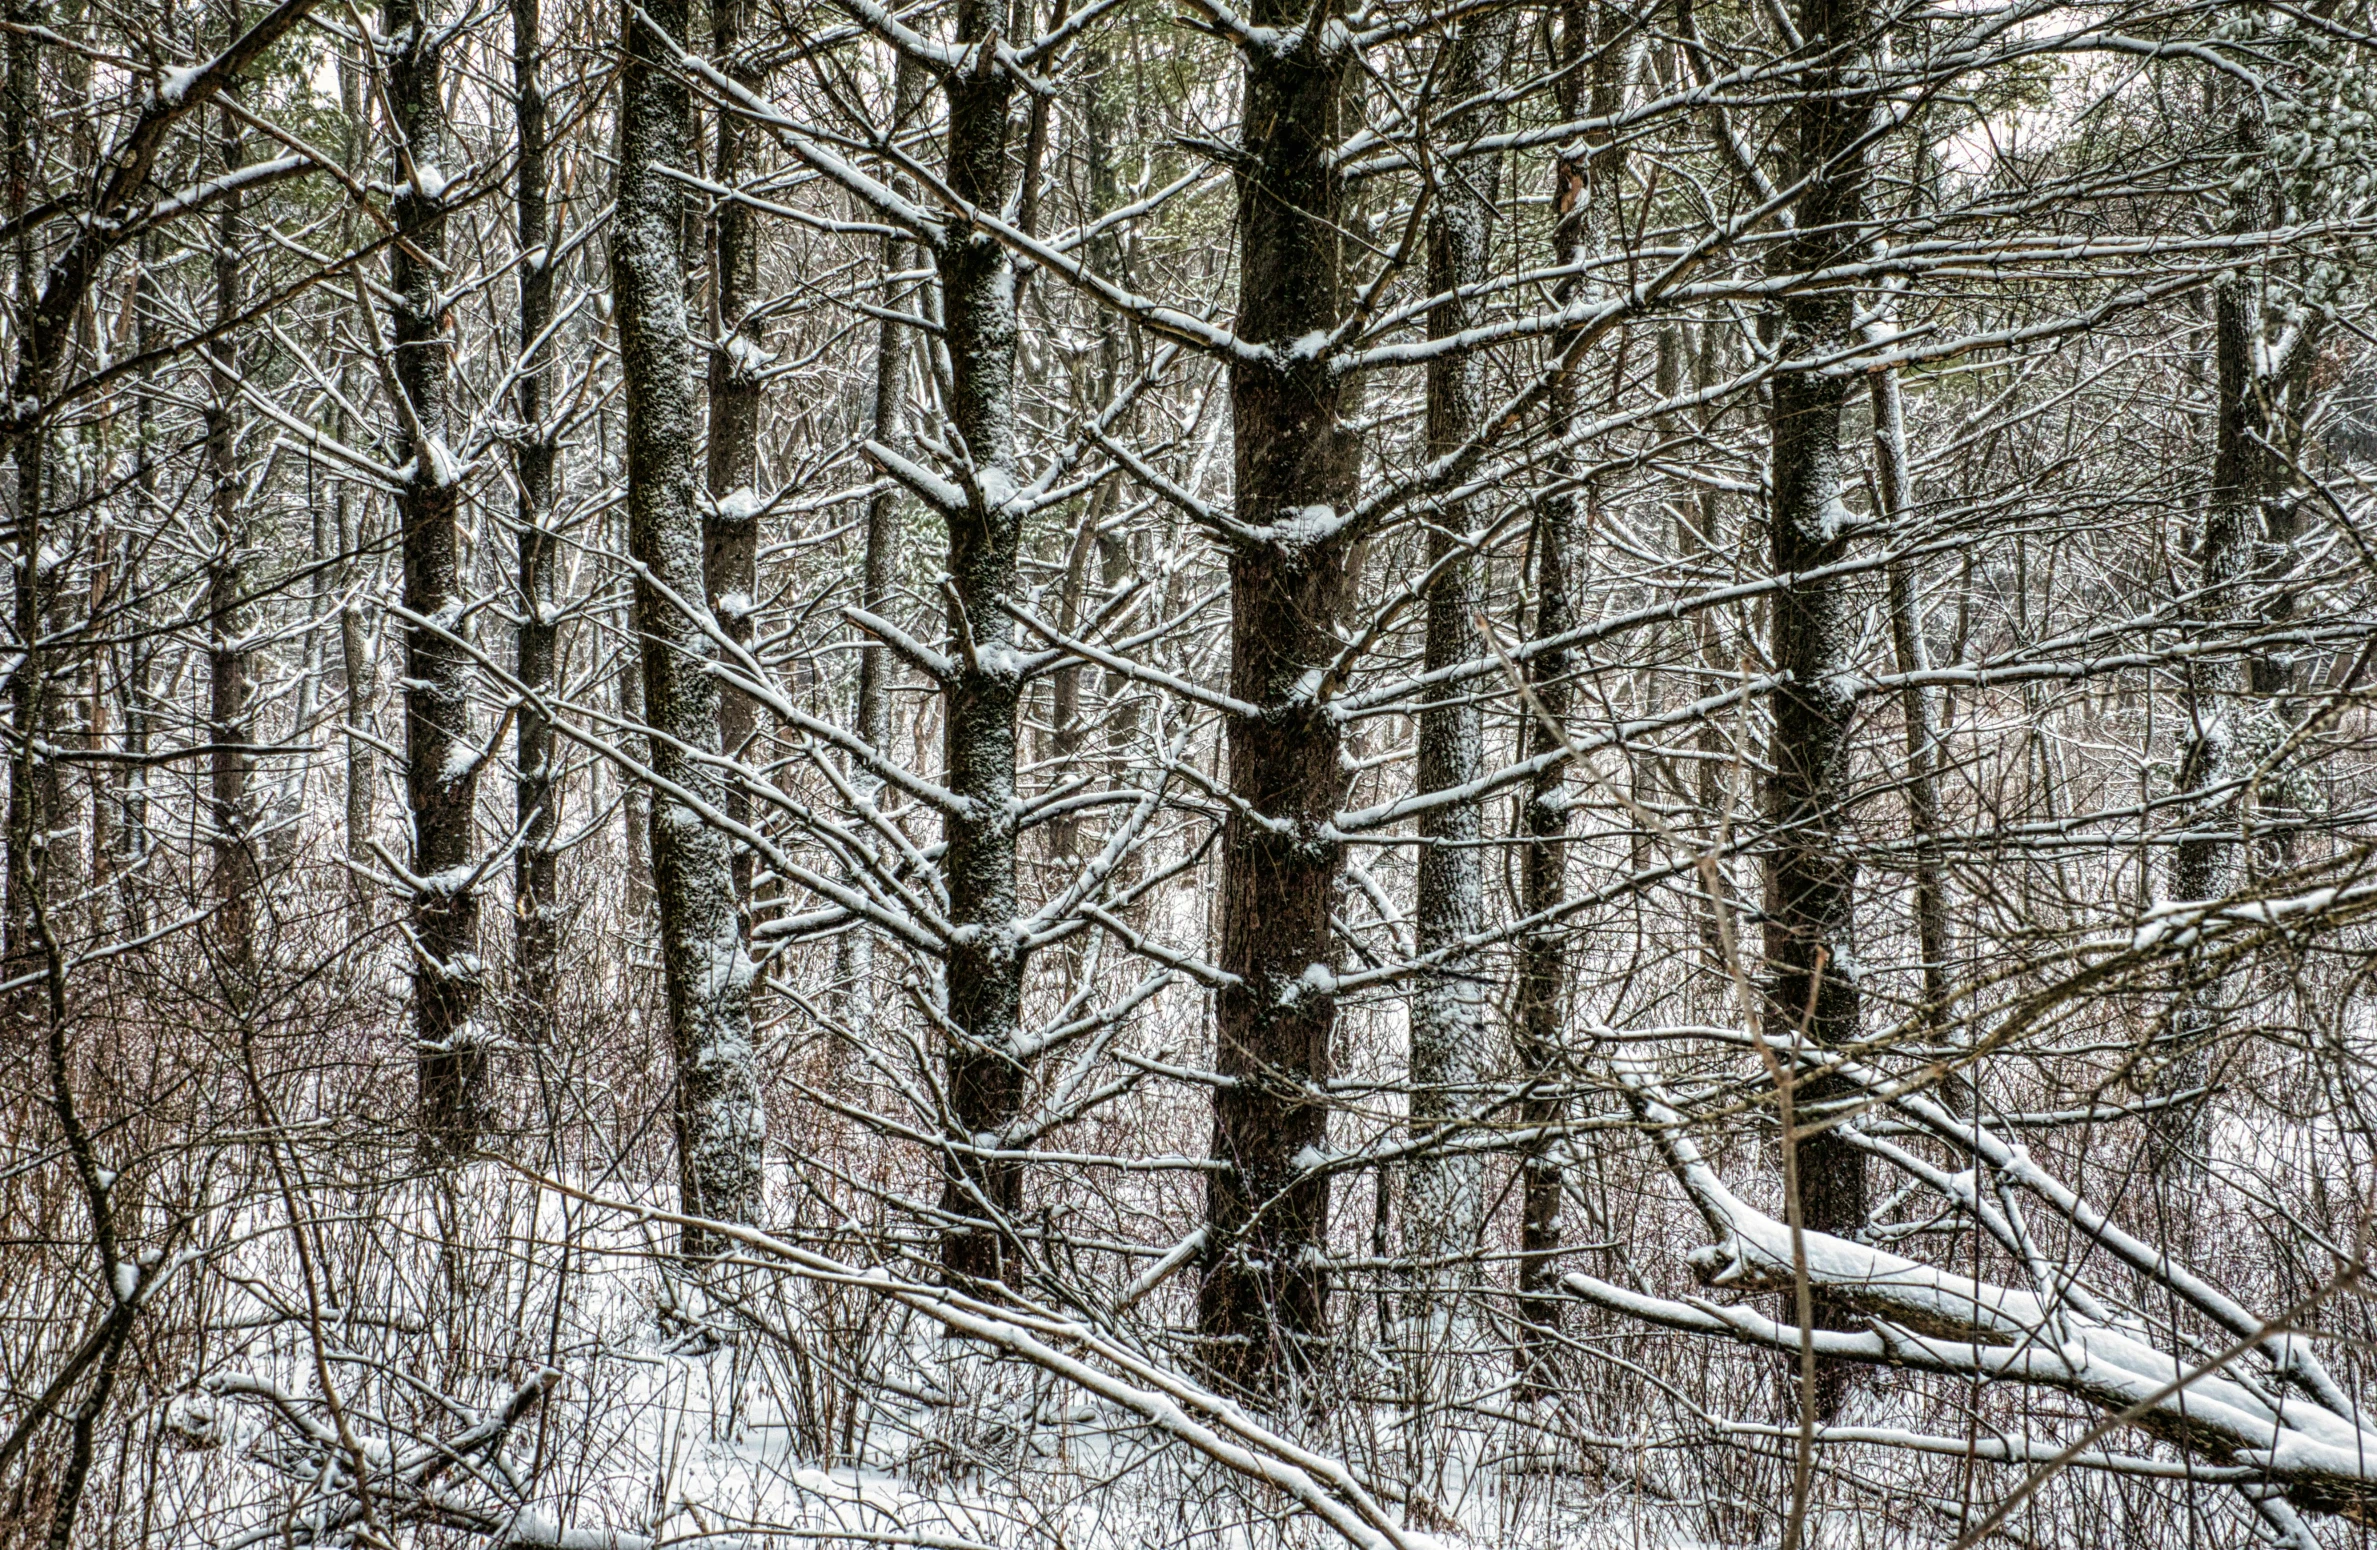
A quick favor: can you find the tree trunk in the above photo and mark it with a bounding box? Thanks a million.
[615,0,767,1247]
[336,52,372,918]
[512,0,561,1037]
[1762,0,1874,1422]
[932,0,1029,1291]
[204,107,254,982]
[1403,5,1513,1428]
[2156,267,2314,1172]
[836,51,924,1050]
[1199,8,1357,1396]
[390,0,488,1150]
[704,0,764,911]
[1870,364,1950,1031]
[2,11,48,1025]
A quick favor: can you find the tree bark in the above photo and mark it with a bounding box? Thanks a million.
[930,0,1029,1291]
[512,0,561,1037]
[704,0,764,911]
[204,107,254,983]
[1762,0,1875,1422]
[2155,265,2315,1172]
[390,0,488,1150]
[1199,4,1357,1395]
[615,0,767,1247]
[1512,0,1598,1393]
[3,7,48,1026]
[1403,5,1514,1419]
[1870,363,1949,1029]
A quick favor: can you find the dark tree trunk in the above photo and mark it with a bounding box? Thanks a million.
[704,0,764,910]
[1762,0,1874,1421]
[932,0,1029,1291]
[1514,0,1598,1395]
[2156,264,2316,1172]
[389,0,488,1149]
[204,109,253,982]
[2,9,46,1025]
[1199,7,1357,1395]
[1,0,320,1018]
[836,55,922,1048]
[512,0,561,1036]
[616,0,767,1247]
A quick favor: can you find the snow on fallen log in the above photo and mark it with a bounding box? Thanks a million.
[1566,1057,2377,1520]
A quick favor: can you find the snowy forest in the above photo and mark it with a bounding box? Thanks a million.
[13,0,2377,1544]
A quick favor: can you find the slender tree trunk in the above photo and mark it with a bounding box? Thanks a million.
[1870,364,1949,1029]
[1686,322,1733,966]
[2,8,47,1023]
[1762,0,1874,1422]
[512,0,561,1036]
[1513,1,1595,1391]
[336,55,373,918]
[1403,7,1513,1431]
[1043,52,1126,870]
[620,613,655,918]
[704,0,764,910]
[122,237,158,937]
[1199,5,1357,1396]
[616,0,766,1247]
[1080,49,1143,806]
[389,0,487,1148]
[337,466,375,888]
[931,1,1029,1291]
[204,108,254,980]
[836,52,924,1049]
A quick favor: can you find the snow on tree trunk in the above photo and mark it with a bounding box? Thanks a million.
[615,0,766,1247]
[1870,362,1950,1031]
[1762,0,1873,1421]
[1199,7,1357,1396]
[512,0,560,1039]
[932,4,1029,1291]
[2,14,48,1026]
[389,0,488,1151]
[704,0,764,914]
[1513,0,1602,1396]
[1404,6,1512,1432]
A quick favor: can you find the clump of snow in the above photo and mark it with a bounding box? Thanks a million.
[710,485,765,523]
[155,64,203,106]
[422,435,464,488]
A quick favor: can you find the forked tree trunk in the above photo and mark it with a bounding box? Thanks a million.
[1199,4,1357,1396]
[1762,0,1875,1422]
[2156,264,2315,1174]
[616,0,767,1247]
[512,0,561,1036]
[389,0,488,1150]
